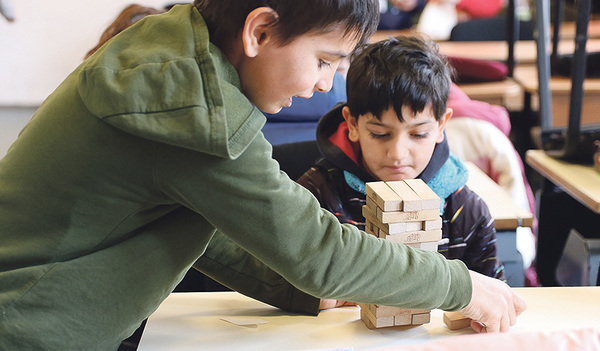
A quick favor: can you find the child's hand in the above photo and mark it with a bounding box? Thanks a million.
[458,270,527,333]
[319,299,357,310]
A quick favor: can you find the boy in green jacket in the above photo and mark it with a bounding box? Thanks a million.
[0,1,525,349]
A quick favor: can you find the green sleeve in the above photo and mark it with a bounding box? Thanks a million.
[193,230,320,315]
[156,136,472,312]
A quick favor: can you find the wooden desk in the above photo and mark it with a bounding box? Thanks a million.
[525,150,600,286]
[466,162,534,229]
[526,149,600,213]
[137,288,600,351]
[466,162,533,286]
[513,65,600,128]
[372,33,600,66]
[559,20,600,40]
[457,78,524,109]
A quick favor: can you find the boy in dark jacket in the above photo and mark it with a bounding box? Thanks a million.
[298,35,506,280]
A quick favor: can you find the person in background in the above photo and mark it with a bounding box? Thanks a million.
[84,4,165,60]
[378,0,427,30]
[297,35,506,282]
[0,0,15,22]
[428,0,505,22]
[0,1,525,349]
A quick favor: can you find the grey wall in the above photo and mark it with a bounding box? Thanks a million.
[0,0,174,106]
[0,106,36,158]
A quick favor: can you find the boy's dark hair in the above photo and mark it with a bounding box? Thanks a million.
[346,35,453,122]
[193,0,379,50]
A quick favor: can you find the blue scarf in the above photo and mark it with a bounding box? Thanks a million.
[344,153,469,215]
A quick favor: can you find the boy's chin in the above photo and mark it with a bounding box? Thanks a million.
[259,104,283,115]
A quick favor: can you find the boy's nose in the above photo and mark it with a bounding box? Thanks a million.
[315,72,335,93]
[388,138,409,160]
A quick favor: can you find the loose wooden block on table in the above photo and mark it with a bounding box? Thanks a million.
[443,311,472,330]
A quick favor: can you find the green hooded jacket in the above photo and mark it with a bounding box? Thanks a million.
[0,5,471,350]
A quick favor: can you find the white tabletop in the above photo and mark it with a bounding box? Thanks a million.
[137,287,600,351]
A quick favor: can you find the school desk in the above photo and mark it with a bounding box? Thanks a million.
[513,65,600,128]
[465,162,532,286]
[136,287,600,351]
[370,20,600,44]
[560,19,600,40]
[526,150,600,214]
[526,149,600,286]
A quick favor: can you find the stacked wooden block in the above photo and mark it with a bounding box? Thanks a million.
[359,179,443,329]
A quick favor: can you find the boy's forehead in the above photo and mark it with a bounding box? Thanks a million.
[303,27,361,56]
[364,105,437,124]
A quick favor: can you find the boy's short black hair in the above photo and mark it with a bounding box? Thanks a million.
[193,0,379,50]
[346,36,453,122]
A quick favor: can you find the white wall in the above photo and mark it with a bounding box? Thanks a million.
[0,0,177,107]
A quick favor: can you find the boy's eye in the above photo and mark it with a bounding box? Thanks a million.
[412,132,429,139]
[319,59,332,69]
[369,132,389,140]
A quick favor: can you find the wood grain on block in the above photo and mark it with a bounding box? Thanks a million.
[382,229,442,244]
[443,311,472,330]
[365,181,403,212]
[411,312,431,325]
[404,178,440,210]
[387,180,422,211]
[405,241,439,251]
[360,304,394,328]
[364,304,429,318]
[394,314,412,326]
[362,205,408,234]
[377,208,439,223]
[423,217,443,230]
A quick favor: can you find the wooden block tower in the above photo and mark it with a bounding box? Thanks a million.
[359,179,443,329]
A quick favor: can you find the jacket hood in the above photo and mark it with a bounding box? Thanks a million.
[316,102,450,183]
[77,5,265,159]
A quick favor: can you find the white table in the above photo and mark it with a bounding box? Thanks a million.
[138,287,600,350]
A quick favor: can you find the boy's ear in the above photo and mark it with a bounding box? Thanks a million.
[436,107,453,143]
[342,106,360,142]
[242,7,279,58]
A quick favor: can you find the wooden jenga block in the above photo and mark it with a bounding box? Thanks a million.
[443,311,472,330]
[364,222,378,237]
[404,178,440,211]
[381,229,443,244]
[411,312,431,325]
[386,180,422,211]
[367,304,429,318]
[362,205,409,234]
[377,220,423,235]
[405,241,439,251]
[360,304,394,329]
[423,217,443,230]
[365,182,403,212]
[377,208,439,223]
[394,314,412,326]
[405,221,423,232]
